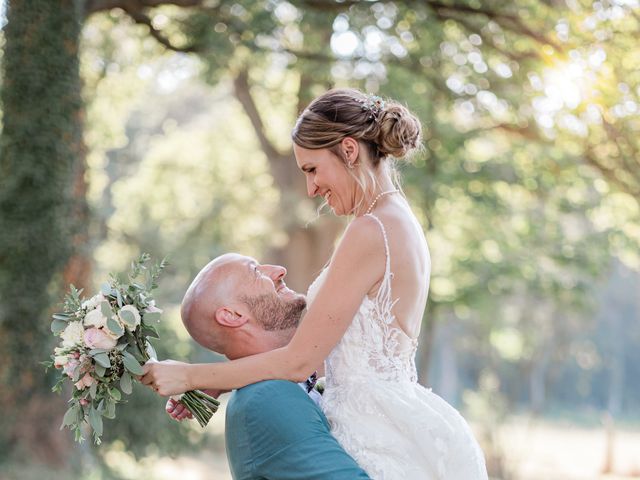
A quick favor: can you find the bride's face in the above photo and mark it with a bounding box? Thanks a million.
[293,142,360,216]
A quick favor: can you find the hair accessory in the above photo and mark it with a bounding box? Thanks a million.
[359,94,386,119]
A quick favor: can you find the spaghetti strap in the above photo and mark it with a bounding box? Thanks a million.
[364,213,397,319]
[364,213,391,278]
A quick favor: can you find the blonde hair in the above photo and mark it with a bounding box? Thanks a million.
[292,88,422,208]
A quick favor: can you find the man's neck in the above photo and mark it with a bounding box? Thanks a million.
[226,327,295,360]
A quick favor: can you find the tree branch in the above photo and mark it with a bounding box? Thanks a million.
[232,69,286,161]
[85,0,204,15]
[120,4,203,53]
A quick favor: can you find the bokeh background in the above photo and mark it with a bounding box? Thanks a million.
[1,1,639,479]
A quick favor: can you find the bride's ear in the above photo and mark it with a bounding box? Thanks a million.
[340,137,360,164]
[214,307,250,328]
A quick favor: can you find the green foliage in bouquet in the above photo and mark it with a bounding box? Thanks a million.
[44,254,219,444]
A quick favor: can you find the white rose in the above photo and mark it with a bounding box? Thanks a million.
[81,293,105,311]
[118,305,141,329]
[61,321,85,347]
[84,308,107,329]
[54,355,69,368]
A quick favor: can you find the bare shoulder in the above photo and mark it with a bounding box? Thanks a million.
[329,215,387,276]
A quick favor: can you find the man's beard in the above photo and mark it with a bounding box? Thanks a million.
[240,293,306,331]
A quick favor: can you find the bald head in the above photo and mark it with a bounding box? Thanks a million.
[180,253,244,352]
[180,253,307,358]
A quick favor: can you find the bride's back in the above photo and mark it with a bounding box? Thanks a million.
[367,195,430,340]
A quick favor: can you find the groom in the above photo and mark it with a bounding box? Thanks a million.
[169,253,370,479]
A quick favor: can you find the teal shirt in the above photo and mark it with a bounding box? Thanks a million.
[225,380,371,479]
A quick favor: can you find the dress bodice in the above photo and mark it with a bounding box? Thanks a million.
[306,214,419,388]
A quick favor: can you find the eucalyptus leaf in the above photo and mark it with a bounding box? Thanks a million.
[60,405,78,429]
[104,401,116,419]
[122,351,143,376]
[89,348,109,355]
[119,309,136,327]
[107,317,124,337]
[88,407,103,437]
[101,300,113,318]
[100,283,112,296]
[51,319,67,334]
[52,313,71,321]
[89,381,98,399]
[109,388,122,401]
[143,311,161,323]
[146,342,157,361]
[116,289,123,308]
[95,364,106,377]
[142,323,160,338]
[93,352,111,368]
[120,372,132,394]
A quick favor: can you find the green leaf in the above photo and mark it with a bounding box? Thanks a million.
[95,364,106,377]
[119,309,136,327]
[89,381,98,399]
[116,289,123,308]
[145,342,157,361]
[52,313,71,321]
[93,352,111,368]
[143,312,161,323]
[104,401,116,419]
[120,372,132,394]
[88,407,103,437]
[142,323,160,338]
[107,317,124,337]
[109,387,122,401]
[51,319,67,334]
[122,351,143,376]
[101,300,113,318]
[60,405,78,429]
[100,283,112,296]
[89,348,109,355]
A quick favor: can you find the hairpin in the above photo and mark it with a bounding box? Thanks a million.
[359,94,386,120]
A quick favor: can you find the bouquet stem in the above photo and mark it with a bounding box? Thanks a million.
[179,390,220,427]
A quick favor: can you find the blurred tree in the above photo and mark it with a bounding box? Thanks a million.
[0,0,87,463]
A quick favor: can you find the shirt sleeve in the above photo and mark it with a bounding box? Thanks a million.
[239,380,371,480]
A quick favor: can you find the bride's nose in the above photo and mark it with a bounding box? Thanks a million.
[306,177,318,198]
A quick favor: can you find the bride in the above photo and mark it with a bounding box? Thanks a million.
[142,88,488,479]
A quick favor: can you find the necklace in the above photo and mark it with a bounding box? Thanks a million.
[365,189,399,215]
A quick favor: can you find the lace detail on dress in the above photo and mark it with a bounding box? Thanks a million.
[307,213,488,480]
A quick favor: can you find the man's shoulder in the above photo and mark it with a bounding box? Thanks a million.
[230,379,312,412]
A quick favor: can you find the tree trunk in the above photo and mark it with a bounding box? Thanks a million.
[0,0,86,463]
[417,302,438,386]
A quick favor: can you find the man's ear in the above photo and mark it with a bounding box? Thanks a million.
[340,137,360,164]
[214,307,250,328]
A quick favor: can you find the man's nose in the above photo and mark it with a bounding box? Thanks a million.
[264,264,287,281]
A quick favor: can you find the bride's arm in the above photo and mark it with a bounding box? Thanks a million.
[141,216,385,395]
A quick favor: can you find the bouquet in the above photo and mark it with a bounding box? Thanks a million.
[45,254,220,444]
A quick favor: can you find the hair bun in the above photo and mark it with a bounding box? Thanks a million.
[376,103,422,159]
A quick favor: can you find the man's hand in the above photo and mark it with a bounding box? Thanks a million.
[166,397,193,421]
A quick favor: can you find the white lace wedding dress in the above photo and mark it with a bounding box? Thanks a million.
[307,214,488,480]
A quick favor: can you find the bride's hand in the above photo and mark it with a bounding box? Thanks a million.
[140,359,192,397]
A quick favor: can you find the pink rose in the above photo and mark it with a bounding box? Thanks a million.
[84,327,117,350]
[63,358,81,378]
[75,372,95,390]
